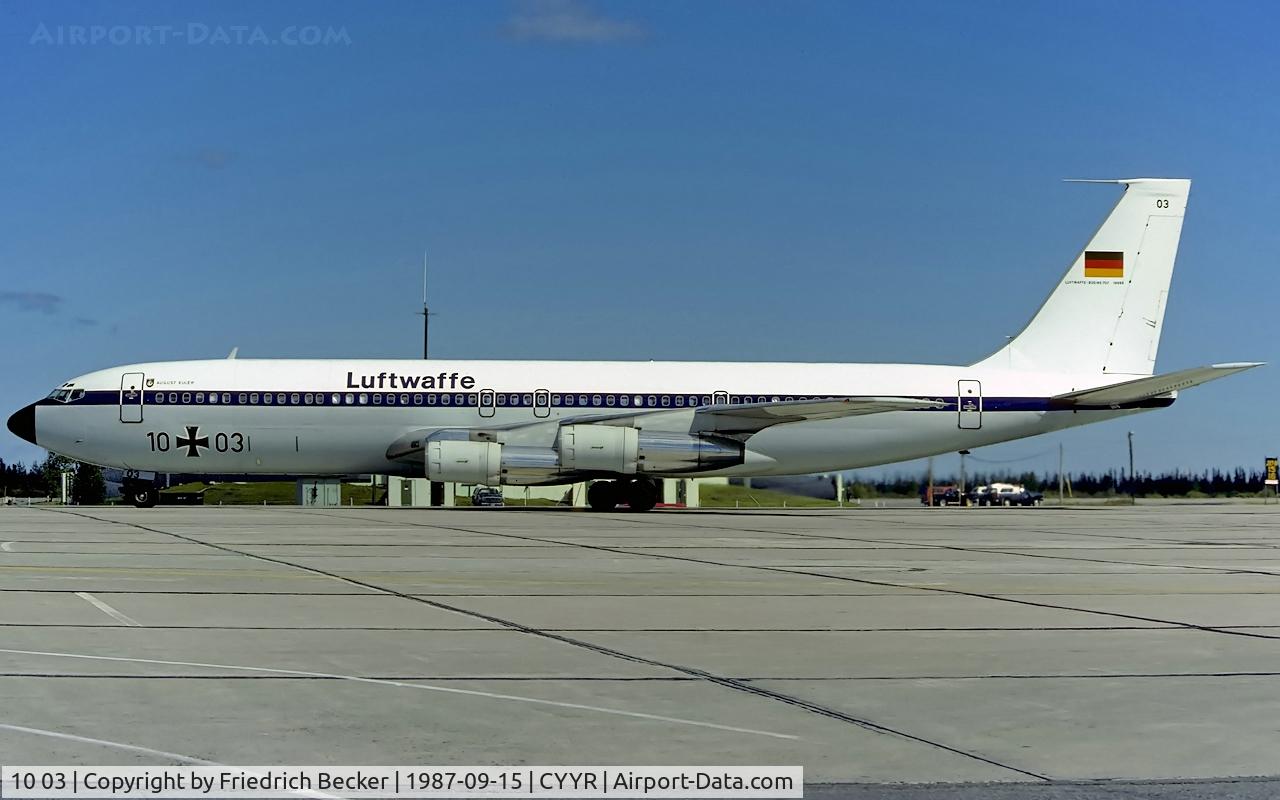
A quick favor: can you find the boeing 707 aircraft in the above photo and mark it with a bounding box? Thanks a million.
[6,178,1262,510]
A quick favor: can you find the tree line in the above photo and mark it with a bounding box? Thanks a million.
[851,467,1271,498]
[0,455,106,504]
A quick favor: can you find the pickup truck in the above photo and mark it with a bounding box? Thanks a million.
[921,485,963,506]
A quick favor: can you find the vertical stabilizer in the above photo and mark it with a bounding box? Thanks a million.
[975,179,1190,376]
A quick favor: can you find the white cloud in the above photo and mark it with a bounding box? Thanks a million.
[505,0,646,44]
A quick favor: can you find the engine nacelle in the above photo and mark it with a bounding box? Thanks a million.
[558,425,742,475]
[636,431,743,473]
[559,425,639,474]
[427,440,501,485]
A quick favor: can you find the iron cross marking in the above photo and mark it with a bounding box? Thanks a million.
[176,425,210,457]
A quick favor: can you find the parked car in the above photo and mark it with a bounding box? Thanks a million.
[471,487,504,507]
[972,483,1043,506]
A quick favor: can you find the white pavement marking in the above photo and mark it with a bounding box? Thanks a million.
[0,647,798,740]
[0,542,13,552]
[73,592,143,627]
[0,722,218,764]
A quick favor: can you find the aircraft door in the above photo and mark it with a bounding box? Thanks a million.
[713,391,729,405]
[533,390,550,418]
[120,372,145,423]
[957,380,982,429]
[478,389,496,418]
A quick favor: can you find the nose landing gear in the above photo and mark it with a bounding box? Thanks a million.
[586,478,659,512]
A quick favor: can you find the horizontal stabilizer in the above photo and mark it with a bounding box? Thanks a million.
[1051,362,1263,407]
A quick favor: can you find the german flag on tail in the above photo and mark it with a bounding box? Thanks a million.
[1084,251,1124,278]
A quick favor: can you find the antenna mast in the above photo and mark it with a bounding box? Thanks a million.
[419,251,430,359]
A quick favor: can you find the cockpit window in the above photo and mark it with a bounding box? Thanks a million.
[46,386,85,403]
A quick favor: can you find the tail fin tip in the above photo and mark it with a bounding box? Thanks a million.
[975,178,1191,376]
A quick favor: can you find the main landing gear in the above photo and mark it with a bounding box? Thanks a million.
[586,478,659,512]
[122,478,159,509]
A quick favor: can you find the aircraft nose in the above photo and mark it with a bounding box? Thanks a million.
[6,403,37,445]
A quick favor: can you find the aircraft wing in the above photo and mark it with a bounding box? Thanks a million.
[547,395,946,437]
[682,396,946,435]
[385,395,944,459]
[1050,362,1264,407]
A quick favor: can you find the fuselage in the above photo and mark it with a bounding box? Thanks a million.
[14,358,1157,481]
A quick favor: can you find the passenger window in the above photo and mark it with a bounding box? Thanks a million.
[413,393,422,405]
[592,394,601,406]
[264,394,273,405]
[620,395,629,406]
[675,395,685,407]
[522,394,533,405]
[427,394,436,405]
[222,393,230,403]
[332,394,341,404]
[455,394,465,405]
[579,395,588,405]
[647,395,656,406]
[400,394,408,405]
[181,393,191,403]
[551,394,561,405]
[155,393,165,404]
[372,394,382,405]
[565,395,575,406]
[661,396,670,407]
[606,395,616,407]
[442,394,451,405]
[358,394,368,404]
[344,393,354,404]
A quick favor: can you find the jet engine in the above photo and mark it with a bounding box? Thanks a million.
[419,426,743,485]
[558,425,742,474]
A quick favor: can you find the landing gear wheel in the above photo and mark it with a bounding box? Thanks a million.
[130,486,158,509]
[624,479,658,512]
[586,481,617,512]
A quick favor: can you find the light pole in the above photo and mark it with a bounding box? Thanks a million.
[1058,442,1065,505]
[958,450,970,504]
[1127,431,1136,504]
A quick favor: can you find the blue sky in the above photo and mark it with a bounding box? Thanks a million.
[2,0,1276,479]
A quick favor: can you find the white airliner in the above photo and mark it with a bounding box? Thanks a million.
[6,178,1262,510]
